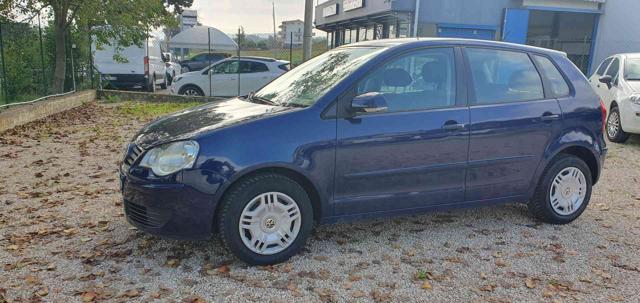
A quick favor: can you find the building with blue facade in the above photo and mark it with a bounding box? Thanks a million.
[315,0,640,75]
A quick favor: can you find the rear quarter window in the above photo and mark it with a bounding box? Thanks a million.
[533,55,571,98]
[466,48,544,105]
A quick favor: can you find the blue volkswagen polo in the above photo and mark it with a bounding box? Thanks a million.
[121,38,607,265]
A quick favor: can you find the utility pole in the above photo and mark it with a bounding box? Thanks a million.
[272,1,277,53]
[303,0,313,61]
[413,0,421,37]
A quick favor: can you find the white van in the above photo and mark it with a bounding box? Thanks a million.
[93,37,167,92]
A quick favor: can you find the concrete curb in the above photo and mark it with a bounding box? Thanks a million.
[97,89,226,103]
[0,90,96,133]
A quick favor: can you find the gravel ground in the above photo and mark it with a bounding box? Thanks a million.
[1,102,640,303]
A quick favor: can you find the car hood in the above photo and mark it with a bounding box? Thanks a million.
[177,71,201,78]
[132,98,292,149]
[626,81,640,93]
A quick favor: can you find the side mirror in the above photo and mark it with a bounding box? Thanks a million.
[599,75,613,88]
[351,92,388,114]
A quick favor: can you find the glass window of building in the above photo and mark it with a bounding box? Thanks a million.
[375,24,383,40]
[366,27,374,41]
[359,27,368,41]
[345,29,351,44]
[388,23,397,39]
[398,21,410,38]
[526,10,597,74]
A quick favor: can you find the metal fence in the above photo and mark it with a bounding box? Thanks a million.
[237,35,327,68]
[0,17,95,107]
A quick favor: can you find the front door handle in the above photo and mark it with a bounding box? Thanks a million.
[541,113,561,122]
[443,121,465,131]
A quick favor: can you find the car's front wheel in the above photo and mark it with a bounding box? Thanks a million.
[217,173,314,265]
[179,85,204,96]
[528,154,592,224]
[607,106,630,143]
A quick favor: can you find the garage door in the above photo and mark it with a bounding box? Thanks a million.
[437,26,496,40]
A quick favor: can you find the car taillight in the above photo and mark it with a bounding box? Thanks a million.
[144,56,149,75]
[600,99,607,132]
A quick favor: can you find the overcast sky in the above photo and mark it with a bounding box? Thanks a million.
[190,0,325,36]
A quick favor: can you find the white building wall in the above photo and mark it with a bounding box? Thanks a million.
[591,0,640,74]
[282,22,304,46]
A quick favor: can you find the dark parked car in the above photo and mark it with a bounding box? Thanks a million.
[121,38,607,265]
[180,52,232,72]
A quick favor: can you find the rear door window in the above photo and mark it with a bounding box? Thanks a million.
[533,55,571,98]
[249,62,269,73]
[466,48,544,104]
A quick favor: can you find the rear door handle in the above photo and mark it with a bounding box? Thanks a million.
[541,113,561,122]
[443,121,466,131]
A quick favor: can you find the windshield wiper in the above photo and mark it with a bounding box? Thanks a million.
[281,103,307,108]
[248,92,278,106]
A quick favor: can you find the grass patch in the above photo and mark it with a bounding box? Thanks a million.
[115,101,203,120]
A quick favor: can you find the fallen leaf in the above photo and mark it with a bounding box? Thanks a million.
[351,290,367,298]
[421,281,432,290]
[165,258,180,268]
[525,277,538,289]
[217,265,230,274]
[81,292,97,302]
[124,289,141,298]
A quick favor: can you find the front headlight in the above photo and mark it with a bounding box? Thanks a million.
[174,76,183,83]
[139,141,199,176]
[629,94,640,105]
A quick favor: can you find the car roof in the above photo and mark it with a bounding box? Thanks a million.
[341,38,567,57]
[226,56,286,63]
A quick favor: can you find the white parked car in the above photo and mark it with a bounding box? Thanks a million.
[163,53,182,86]
[93,37,166,92]
[170,56,290,97]
[590,53,640,143]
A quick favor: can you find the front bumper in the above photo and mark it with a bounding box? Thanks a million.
[120,171,217,240]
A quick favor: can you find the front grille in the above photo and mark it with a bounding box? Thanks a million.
[124,200,168,228]
[123,144,144,167]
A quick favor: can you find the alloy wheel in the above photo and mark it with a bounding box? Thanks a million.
[607,111,620,139]
[183,88,201,96]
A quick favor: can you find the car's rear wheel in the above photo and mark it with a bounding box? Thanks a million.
[528,154,592,224]
[607,106,630,143]
[147,75,156,93]
[217,173,314,265]
[179,85,204,96]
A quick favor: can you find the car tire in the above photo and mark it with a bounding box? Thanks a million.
[217,173,314,265]
[606,106,630,143]
[178,85,204,96]
[147,76,156,93]
[528,154,592,225]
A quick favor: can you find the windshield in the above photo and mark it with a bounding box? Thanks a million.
[254,47,387,107]
[625,58,640,80]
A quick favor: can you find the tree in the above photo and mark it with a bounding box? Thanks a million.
[235,26,247,50]
[1,0,193,93]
